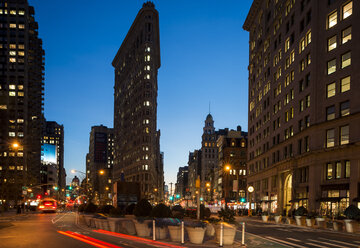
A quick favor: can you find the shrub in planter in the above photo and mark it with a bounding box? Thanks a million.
[185,221,206,244]
[134,199,152,217]
[218,208,235,224]
[294,206,308,216]
[305,211,316,227]
[185,208,197,219]
[125,203,136,215]
[344,205,360,221]
[261,211,269,222]
[109,207,125,217]
[99,205,115,214]
[215,222,237,245]
[78,204,86,213]
[84,202,98,214]
[151,203,171,218]
[171,205,185,219]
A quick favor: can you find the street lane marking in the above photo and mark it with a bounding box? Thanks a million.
[52,212,70,224]
[318,238,359,247]
[265,236,308,248]
[307,239,348,248]
[305,243,329,248]
[238,231,293,247]
[58,230,123,248]
[286,238,302,242]
[94,229,184,248]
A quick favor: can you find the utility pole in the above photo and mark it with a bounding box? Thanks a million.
[169,182,173,204]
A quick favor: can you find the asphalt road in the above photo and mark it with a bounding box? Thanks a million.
[0,212,181,248]
[238,217,360,248]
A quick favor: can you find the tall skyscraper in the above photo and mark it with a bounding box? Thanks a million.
[86,125,113,205]
[112,2,163,201]
[244,0,359,215]
[41,121,65,199]
[0,0,44,205]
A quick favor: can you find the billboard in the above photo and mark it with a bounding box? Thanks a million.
[41,144,57,164]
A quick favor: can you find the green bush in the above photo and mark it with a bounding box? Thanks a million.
[151,203,171,218]
[185,208,197,219]
[134,199,152,217]
[125,203,136,215]
[171,205,185,219]
[78,204,86,212]
[218,208,235,224]
[84,202,98,213]
[294,206,308,216]
[99,205,115,214]
[109,207,124,217]
[344,205,360,220]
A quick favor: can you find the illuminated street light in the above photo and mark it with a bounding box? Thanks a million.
[225,165,231,171]
[12,142,19,149]
[206,182,210,187]
[99,170,105,175]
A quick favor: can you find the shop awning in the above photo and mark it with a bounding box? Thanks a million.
[316,197,346,202]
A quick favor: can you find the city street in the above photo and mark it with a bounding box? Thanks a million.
[239,217,360,248]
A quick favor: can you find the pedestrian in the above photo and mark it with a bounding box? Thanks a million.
[17,205,21,214]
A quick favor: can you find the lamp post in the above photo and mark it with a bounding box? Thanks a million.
[248,185,254,216]
[71,169,89,202]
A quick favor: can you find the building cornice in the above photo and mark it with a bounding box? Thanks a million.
[243,0,263,31]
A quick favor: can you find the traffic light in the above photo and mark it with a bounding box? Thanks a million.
[66,193,70,197]
[68,186,72,190]
[36,194,42,199]
[169,196,173,200]
[240,197,246,203]
[53,186,58,191]
[176,194,180,199]
[44,192,48,196]
[200,197,203,201]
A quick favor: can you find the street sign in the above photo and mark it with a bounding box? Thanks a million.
[22,190,27,195]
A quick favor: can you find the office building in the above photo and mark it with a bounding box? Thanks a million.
[0,0,44,206]
[243,0,359,215]
[112,2,163,202]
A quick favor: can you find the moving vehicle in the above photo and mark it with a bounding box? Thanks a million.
[38,198,57,213]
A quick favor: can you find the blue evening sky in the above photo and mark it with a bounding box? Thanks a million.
[30,0,253,185]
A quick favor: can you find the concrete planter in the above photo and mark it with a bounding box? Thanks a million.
[286,217,294,224]
[168,226,181,242]
[295,216,305,226]
[274,215,282,223]
[261,215,269,222]
[205,223,215,237]
[344,219,356,233]
[155,227,167,240]
[120,220,136,235]
[133,220,151,237]
[107,217,124,232]
[215,224,236,246]
[333,220,344,231]
[83,215,93,226]
[186,227,205,244]
[89,218,96,228]
[306,218,315,227]
[315,217,326,229]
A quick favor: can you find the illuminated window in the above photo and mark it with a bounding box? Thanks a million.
[18,132,24,137]
[9,58,16,63]
[306,31,311,44]
[144,101,150,106]
[326,106,335,120]
[18,51,24,57]
[326,129,335,148]
[9,132,15,137]
[144,65,150,71]
[17,152,23,157]
[19,10,25,15]
[342,1,352,19]
[9,85,16,90]
[345,161,350,178]
[327,83,336,98]
[10,44,16,49]
[10,10,16,15]
[341,76,350,92]
[328,11,337,29]
[326,163,333,180]
[0,166,2,170]
[17,166,23,170]
[18,44,24,49]
[341,52,351,68]
[9,166,15,170]
[18,24,24,29]
[340,125,349,145]
[145,55,150,62]
[305,95,310,108]
[328,36,337,51]
[9,51,16,56]
[327,59,336,74]
[0,105,7,110]
[342,27,352,44]
[285,38,290,52]
[9,23,16,28]
[340,101,350,117]
[9,91,16,96]
[145,127,149,133]
[144,74,150,79]
[299,38,305,53]
[145,47,150,52]
[18,92,24,96]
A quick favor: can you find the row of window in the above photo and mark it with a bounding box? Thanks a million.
[326,125,349,148]
[326,75,350,98]
[326,101,349,121]
[328,26,351,52]
[326,160,350,180]
[327,1,352,29]
[327,51,351,75]
[0,166,24,170]
[0,9,25,15]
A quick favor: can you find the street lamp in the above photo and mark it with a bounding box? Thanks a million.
[12,142,19,149]
[248,185,254,216]
[99,170,105,175]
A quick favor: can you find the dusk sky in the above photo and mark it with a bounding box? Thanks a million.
[31,0,253,185]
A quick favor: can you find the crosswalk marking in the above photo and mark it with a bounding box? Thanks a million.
[265,236,307,248]
[318,237,359,247]
[308,239,348,248]
[306,243,329,248]
[287,238,301,242]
